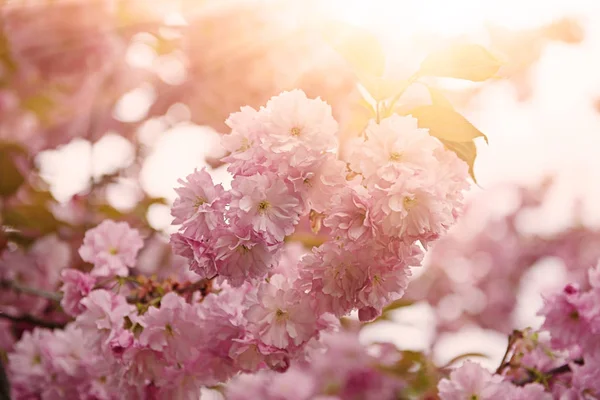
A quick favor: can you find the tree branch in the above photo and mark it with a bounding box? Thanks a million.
[0,280,62,302]
[0,356,10,400]
[514,358,584,386]
[496,330,523,374]
[0,312,66,329]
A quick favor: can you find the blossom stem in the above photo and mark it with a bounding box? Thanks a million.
[175,277,214,296]
[0,280,62,302]
[514,358,584,386]
[496,330,523,374]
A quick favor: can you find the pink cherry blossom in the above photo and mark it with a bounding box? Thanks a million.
[170,232,217,280]
[298,242,368,316]
[370,167,456,243]
[323,185,377,245]
[138,292,201,363]
[245,274,318,350]
[357,259,412,312]
[261,89,338,153]
[538,284,591,349]
[60,269,97,316]
[285,151,348,214]
[230,173,302,243]
[79,220,144,277]
[348,114,439,182]
[171,168,228,238]
[438,361,506,400]
[509,383,553,400]
[76,289,134,352]
[8,328,50,396]
[212,227,279,286]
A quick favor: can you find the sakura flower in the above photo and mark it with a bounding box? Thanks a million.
[323,185,377,245]
[79,220,144,277]
[298,242,368,316]
[8,328,50,396]
[212,227,279,286]
[222,106,270,175]
[138,292,201,363]
[570,359,600,398]
[357,259,412,313]
[538,284,592,349]
[245,274,318,349]
[223,105,265,154]
[348,114,439,182]
[285,151,348,213]
[170,232,217,280]
[230,173,302,243]
[171,168,228,238]
[261,89,338,153]
[120,346,166,388]
[508,383,552,400]
[109,329,134,358]
[76,289,134,351]
[371,167,456,243]
[437,361,506,400]
[60,269,97,316]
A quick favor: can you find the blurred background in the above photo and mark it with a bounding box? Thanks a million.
[4,0,600,376]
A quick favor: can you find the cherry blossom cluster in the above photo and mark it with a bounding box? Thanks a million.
[4,89,470,397]
[407,181,600,333]
[438,361,552,400]
[173,89,468,321]
[437,261,600,399]
[226,330,405,400]
[5,220,301,398]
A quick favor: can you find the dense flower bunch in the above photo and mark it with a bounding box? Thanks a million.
[2,3,590,398]
[407,180,600,333]
[2,89,470,398]
[437,261,600,399]
[172,88,469,323]
[226,330,406,400]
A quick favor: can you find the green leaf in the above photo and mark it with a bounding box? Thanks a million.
[321,20,386,77]
[419,44,502,82]
[409,105,488,143]
[0,145,25,196]
[358,75,410,102]
[427,86,454,109]
[440,139,478,182]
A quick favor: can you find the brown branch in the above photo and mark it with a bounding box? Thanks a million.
[514,358,584,386]
[174,278,213,296]
[496,330,523,374]
[0,280,62,302]
[0,312,66,329]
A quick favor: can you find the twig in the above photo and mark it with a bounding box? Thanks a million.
[0,312,66,329]
[514,358,584,386]
[496,330,523,374]
[175,278,212,295]
[0,280,62,302]
[0,355,10,400]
